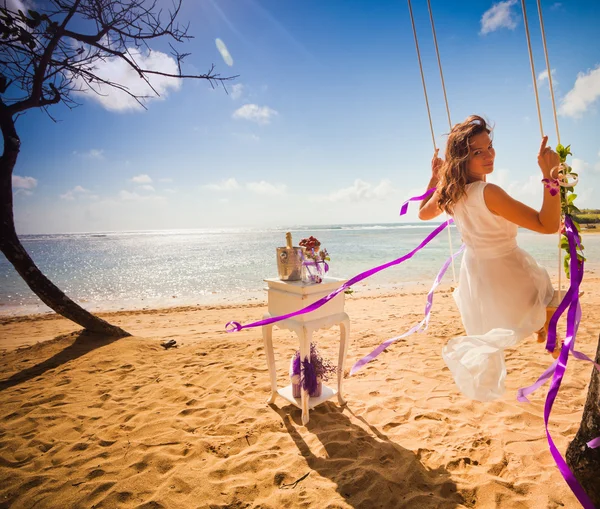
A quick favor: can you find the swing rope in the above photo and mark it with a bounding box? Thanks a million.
[536,0,563,301]
[520,0,563,299]
[427,0,452,130]
[536,0,561,146]
[407,0,436,150]
[407,0,457,284]
[520,0,545,138]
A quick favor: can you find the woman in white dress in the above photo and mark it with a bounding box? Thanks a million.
[418,115,561,401]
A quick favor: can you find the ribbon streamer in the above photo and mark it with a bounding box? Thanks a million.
[226,189,444,332]
[349,244,465,375]
[535,215,595,509]
[399,188,435,216]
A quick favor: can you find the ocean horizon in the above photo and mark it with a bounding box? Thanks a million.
[2,222,599,317]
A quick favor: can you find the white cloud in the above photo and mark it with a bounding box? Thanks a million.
[74,47,182,112]
[570,158,590,174]
[314,179,394,203]
[538,68,557,86]
[487,168,510,187]
[231,83,244,100]
[233,104,278,125]
[550,2,562,10]
[60,185,89,200]
[233,132,260,142]
[575,186,594,208]
[203,178,240,191]
[131,174,153,184]
[73,149,105,159]
[5,0,29,10]
[215,38,234,67]
[507,174,542,201]
[119,190,165,202]
[158,177,173,183]
[138,184,155,192]
[12,175,38,189]
[480,0,519,35]
[593,155,600,174]
[85,149,104,159]
[12,175,37,197]
[246,181,287,196]
[559,66,600,118]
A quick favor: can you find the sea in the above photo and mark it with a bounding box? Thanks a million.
[1,223,599,317]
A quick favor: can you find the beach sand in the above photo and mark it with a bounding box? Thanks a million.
[1,277,599,508]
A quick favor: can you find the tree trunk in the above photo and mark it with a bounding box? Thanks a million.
[0,106,129,338]
[566,335,600,507]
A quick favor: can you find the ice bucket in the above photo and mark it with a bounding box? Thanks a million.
[276,246,303,281]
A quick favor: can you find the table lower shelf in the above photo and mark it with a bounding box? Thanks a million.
[277,384,338,410]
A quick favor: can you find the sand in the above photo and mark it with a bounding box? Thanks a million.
[1,278,599,508]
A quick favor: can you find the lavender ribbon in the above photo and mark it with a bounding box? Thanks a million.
[225,189,447,332]
[531,216,596,508]
[349,244,465,375]
[517,314,600,404]
[399,188,435,216]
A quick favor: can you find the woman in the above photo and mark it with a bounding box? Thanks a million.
[418,115,561,401]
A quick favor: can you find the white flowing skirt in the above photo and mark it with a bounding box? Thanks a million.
[443,247,554,401]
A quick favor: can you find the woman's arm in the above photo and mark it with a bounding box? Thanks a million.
[418,149,444,221]
[483,136,561,234]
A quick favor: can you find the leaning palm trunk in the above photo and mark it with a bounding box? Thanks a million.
[0,112,129,337]
[0,1,234,337]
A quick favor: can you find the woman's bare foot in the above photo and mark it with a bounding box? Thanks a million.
[536,327,546,343]
[547,340,563,359]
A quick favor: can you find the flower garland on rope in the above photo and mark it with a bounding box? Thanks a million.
[554,144,586,277]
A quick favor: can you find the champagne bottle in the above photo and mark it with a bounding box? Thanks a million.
[285,231,293,249]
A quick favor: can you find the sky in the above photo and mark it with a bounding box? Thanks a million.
[7,0,600,234]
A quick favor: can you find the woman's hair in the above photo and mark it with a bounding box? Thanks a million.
[437,115,492,214]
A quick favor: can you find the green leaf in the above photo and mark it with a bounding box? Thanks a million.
[563,256,570,278]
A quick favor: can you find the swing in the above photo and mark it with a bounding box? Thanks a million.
[407,0,582,359]
[407,0,457,285]
[518,0,585,358]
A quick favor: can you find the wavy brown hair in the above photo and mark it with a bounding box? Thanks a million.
[437,115,492,214]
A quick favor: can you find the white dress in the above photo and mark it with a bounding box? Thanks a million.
[442,181,554,401]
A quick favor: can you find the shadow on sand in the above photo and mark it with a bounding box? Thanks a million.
[274,402,465,509]
[0,330,124,391]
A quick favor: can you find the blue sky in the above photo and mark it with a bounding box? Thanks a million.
[9,0,600,234]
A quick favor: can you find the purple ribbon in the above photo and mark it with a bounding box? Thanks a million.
[349,244,465,375]
[225,189,448,333]
[399,188,435,216]
[530,215,596,508]
[226,220,452,332]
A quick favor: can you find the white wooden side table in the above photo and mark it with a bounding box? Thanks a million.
[262,277,350,425]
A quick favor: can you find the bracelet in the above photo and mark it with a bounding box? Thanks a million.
[542,178,560,196]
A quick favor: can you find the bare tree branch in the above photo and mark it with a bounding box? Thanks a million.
[0,0,236,336]
[0,0,238,116]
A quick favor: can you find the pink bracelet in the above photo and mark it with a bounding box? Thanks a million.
[542,178,560,196]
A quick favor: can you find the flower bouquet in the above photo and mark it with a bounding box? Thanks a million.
[299,236,330,284]
[289,342,337,398]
